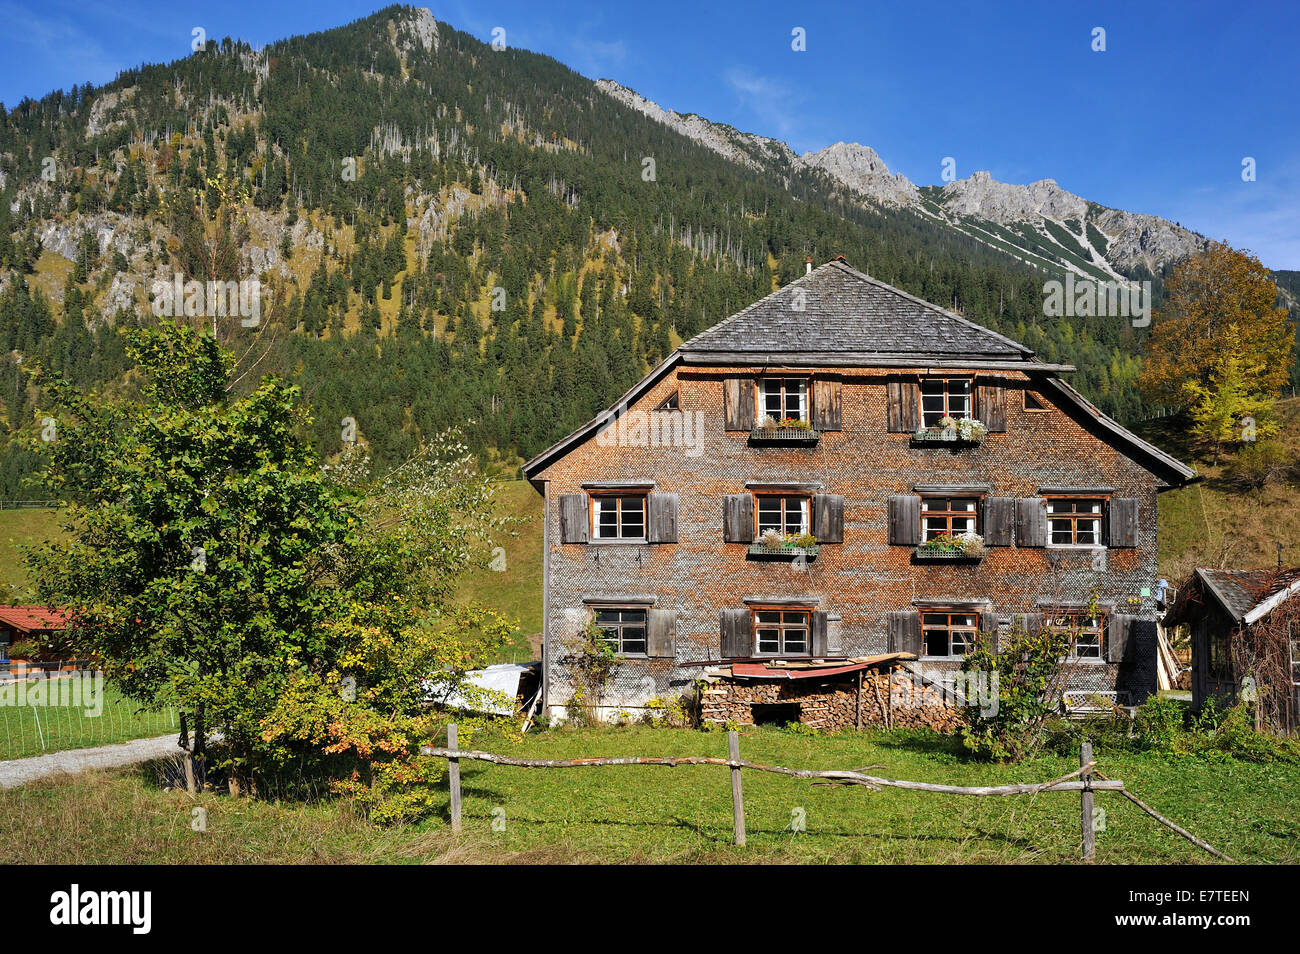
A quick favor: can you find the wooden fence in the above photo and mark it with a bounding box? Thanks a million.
[423,728,1233,862]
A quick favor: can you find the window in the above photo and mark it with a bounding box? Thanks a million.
[591,494,647,540]
[756,495,810,537]
[921,496,978,541]
[1047,498,1104,546]
[655,391,680,411]
[1024,390,1049,411]
[1207,624,1233,681]
[594,607,648,655]
[922,612,978,658]
[1049,612,1105,659]
[1290,623,1300,686]
[760,377,808,423]
[921,378,972,427]
[754,609,810,656]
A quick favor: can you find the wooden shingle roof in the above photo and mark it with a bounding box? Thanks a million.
[679,259,1037,363]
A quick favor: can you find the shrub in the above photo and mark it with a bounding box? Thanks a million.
[7,639,41,660]
[960,623,1072,762]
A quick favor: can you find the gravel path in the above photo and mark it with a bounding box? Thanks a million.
[0,733,182,789]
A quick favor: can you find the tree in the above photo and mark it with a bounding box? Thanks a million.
[28,322,513,805]
[1139,244,1292,414]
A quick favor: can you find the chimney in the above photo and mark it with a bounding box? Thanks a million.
[805,256,813,275]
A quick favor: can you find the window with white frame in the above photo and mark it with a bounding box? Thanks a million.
[591,494,647,540]
[756,495,810,537]
[921,496,978,541]
[922,611,979,659]
[1047,498,1104,546]
[1049,612,1105,659]
[593,607,648,655]
[921,378,972,427]
[754,609,810,656]
[760,378,808,423]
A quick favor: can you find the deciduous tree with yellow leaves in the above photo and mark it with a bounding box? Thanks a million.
[1139,243,1292,459]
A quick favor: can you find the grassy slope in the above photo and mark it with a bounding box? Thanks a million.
[0,725,1294,863]
[0,508,63,599]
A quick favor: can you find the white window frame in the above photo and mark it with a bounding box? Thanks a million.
[1046,497,1105,548]
[921,378,973,427]
[759,377,809,423]
[590,493,648,541]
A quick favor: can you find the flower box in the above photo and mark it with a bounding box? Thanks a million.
[913,546,984,562]
[910,427,985,447]
[749,426,820,445]
[747,543,819,560]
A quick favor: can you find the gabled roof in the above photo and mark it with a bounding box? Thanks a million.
[522,258,1195,485]
[0,605,69,633]
[679,259,1040,364]
[1185,568,1300,624]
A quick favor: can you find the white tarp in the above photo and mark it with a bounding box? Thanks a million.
[426,662,538,716]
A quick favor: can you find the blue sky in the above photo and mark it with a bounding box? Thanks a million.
[2,0,1297,267]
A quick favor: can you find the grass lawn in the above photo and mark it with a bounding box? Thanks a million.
[0,507,64,596]
[0,682,178,761]
[455,478,543,663]
[1,724,1294,864]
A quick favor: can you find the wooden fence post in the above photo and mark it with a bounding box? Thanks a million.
[728,730,746,847]
[448,723,462,835]
[1080,741,1094,862]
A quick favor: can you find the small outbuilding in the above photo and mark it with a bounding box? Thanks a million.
[1167,568,1300,733]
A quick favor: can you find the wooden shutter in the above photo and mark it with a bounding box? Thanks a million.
[980,611,1000,653]
[723,494,754,543]
[976,379,1007,432]
[1018,612,1046,636]
[810,611,829,656]
[813,493,845,544]
[1107,498,1139,548]
[887,495,921,546]
[1108,614,1134,663]
[1015,497,1047,547]
[559,493,588,544]
[647,609,677,657]
[647,493,679,543]
[724,377,755,431]
[983,497,1015,546]
[812,379,842,431]
[885,377,920,432]
[720,608,751,658]
[888,610,922,655]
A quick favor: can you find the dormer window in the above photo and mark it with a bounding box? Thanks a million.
[921,378,972,427]
[759,377,808,425]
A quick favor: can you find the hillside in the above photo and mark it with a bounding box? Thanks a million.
[5,5,1290,501]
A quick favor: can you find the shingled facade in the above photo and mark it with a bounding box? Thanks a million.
[523,259,1195,722]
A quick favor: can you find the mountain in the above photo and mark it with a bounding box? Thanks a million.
[0,5,1283,499]
[593,80,1209,281]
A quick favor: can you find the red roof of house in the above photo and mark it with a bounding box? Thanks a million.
[0,605,70,632]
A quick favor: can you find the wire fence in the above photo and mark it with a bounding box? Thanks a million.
[0,678,178,761]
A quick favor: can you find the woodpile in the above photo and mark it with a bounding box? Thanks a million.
[700,665,965,733]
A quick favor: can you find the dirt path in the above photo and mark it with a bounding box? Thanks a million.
[0,733,181,789]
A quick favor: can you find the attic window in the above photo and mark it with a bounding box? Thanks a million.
[921,378,972,427]
[1024,391,1049,411]
[655,391,680,412]
[759,378,808,425]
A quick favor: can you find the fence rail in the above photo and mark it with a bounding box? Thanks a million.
[422,726,1233,862]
